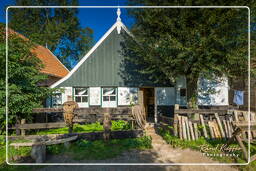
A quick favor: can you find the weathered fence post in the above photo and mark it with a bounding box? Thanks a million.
[103,108,112,142]
[21,119,26,136]
[15,120,21,136]
[178,115,182,139]
[31,138,46,163]
[173,104,179,137]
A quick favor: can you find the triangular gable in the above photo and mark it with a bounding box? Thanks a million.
[51,21,131,88]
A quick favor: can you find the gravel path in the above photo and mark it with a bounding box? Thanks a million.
[38,125,238,171]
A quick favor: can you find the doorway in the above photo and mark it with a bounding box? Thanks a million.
[139,88,155,122]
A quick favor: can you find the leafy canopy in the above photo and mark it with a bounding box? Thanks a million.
[9,0,94,69]
[125,0,255,100]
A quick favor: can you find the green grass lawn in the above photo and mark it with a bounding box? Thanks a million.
[0,120,149,170]
[35,120,131,135]
[0,136,152,170]
[47,136,152,160]
[0,136,39,171]
[158,126,256,171]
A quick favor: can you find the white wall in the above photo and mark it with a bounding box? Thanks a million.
[197,76,229,106]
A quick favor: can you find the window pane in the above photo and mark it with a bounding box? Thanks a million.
[75,96,81,102]
[82,96,88,102]
[103,96,109,101]
[110,96,116,101]
[75,88,88,95]
[103,88,115,95]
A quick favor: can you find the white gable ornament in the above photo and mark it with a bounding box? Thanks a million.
[116,8,122,34]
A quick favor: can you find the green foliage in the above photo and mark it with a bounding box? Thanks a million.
[0,24,56,134]
[0,136,5,165]
[111,120,131,131]
[9,0,94,68]
[125,0,256,101]
[36,121,131,135]
[47,136,152,160]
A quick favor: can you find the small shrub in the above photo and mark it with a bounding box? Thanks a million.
[111,120,131,131]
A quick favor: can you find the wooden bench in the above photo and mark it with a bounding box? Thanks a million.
[10,135,78,163]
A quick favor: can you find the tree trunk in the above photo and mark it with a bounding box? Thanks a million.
[187,77,198,109]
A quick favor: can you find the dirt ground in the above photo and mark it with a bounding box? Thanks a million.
[37,126,239,171]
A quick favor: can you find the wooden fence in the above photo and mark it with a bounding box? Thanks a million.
[11,107,134,136]
[159,107,256,141]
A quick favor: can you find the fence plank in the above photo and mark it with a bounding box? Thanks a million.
[223,120,228,138]
[208,121,215,139]
[189,121,195,140]
[200,114,208,138]
[21,119,26,136]
[11,122,66,130]
[182,116,187,140]
[185,117,191,141]
[213,120,221,138]
[214,113,225,138]
[178,115,183,139]
[193,123,199,140]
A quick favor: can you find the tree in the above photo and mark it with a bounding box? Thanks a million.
[0,24,55,134]
[125,0,255,105]
[8,0,94,69]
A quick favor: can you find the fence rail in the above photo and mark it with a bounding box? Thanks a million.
[159,106,256,141]
[174,109,229,114]
[11,107,134,135]
[32,107,132,114]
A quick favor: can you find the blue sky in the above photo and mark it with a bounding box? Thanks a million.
[0,0,134,42]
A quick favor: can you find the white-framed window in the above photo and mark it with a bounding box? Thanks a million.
[102,87,117,107]
[74,87,89,107]
[52,93,62,108]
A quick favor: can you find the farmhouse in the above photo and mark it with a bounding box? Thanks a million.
[50,9,229,122]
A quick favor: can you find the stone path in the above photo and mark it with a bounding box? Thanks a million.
[37,124,238,171]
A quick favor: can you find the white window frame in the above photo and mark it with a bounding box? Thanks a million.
[73,87,89,107]
[102,87,117,108]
